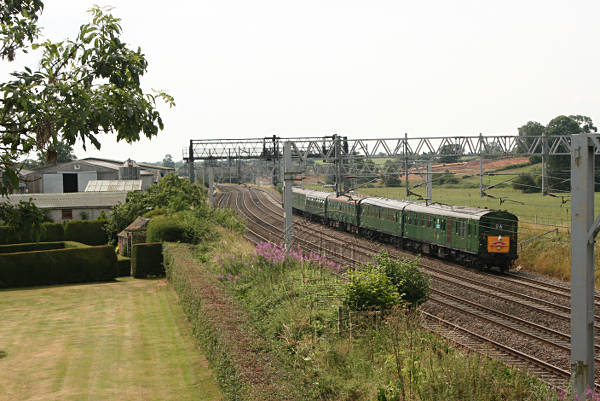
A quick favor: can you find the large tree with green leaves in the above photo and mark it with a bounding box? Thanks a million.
[1,0,44,61]
[545,115,597,191]
[1,4,174,195]
[517,121,545,163]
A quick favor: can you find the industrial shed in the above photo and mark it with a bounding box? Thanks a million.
[3,192,127,222]
[21,158,175,194]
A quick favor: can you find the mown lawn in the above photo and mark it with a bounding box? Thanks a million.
[0,278,221,401]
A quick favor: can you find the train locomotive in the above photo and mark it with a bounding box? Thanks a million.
[290,187,518,272]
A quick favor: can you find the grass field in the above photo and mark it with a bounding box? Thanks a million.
[0,278,221,401]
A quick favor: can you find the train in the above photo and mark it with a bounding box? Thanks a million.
[290,187,518,272]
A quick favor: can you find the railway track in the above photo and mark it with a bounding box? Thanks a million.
[215,184,599,389]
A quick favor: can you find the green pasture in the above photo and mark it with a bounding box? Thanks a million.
[0,278,221,401]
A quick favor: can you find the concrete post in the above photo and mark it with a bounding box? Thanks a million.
[404,133,409,198]
[208,166,214,208]
[426,162,432,204]
[542,131,548,195]
[188,141,195,183]
[283,142,293,250]
[334,135,342,196]
[570,134,595,398]
[479,133,484,198]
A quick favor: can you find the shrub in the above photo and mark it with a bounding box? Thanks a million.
[0,225,19,244]
[41,222,64,242]
[371,252,430,307]
[117,254,131,277]
[64,220,107,245]
[131,242,163,278]
[0,241,65,254]
[512,173,539,193]
[0,245,117,288]
[343,269,401,311]
[146,215,186,242]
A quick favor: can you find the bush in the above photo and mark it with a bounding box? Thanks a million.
[117,254,131,277]
[372,252,430,306]
[0,245,117,288]
[343,269,401,311]
[146,215,186,242]
[41,222,64,242]
[131,242,164,278]
[0,241,65,254]
[0,225,19,244]
[64,220,107,245]
[512,173,539,193]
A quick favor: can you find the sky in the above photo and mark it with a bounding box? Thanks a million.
[1,0,599,163]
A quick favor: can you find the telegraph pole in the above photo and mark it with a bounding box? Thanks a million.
[426,162,432,204]
[188,140,195,183]
[283,142,294,250]
[570,133,597,398]
[479,133,484,198]
[404,133,409,198]
[542,131,548,195]
[334,135,343,196]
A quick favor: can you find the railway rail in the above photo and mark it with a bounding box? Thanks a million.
[215,184,600,389]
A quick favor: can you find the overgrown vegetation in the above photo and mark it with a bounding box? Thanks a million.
[165,231,564,401]
[344,251,430,311]
[0,199,47,242]
[106,173,244,244]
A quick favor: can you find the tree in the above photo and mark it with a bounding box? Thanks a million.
[162,154,175,168]
[1,5,174,195]
[517,121,545,163]
[438,144,462,163]
[1,0,44,61]
[36,141,76,165]
[545,115,597,191]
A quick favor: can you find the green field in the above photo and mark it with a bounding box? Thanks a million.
[0,278,221,401]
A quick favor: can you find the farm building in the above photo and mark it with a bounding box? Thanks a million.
[3,192,127,222]
[20,158,174,194]
[118,216,150,257]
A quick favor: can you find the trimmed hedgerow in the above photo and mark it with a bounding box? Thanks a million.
[131,242,163,278]
[117,254,131,277]
[0,241,65,254]
[64,220,107,245]
[146,215,186,243]
[0,245,117,288]
[41,222,64,242]
[0,225,20,244]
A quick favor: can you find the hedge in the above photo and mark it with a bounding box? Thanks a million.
[0,245,117,288]
[146,216,186,243]
[0,222,65,244]
[117,255,131,277]
[41,222,64,242]
[131,242,164,278]
[0,241,65,254]
[64,220,107,245]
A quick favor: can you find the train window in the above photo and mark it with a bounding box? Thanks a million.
[467,223,471,236]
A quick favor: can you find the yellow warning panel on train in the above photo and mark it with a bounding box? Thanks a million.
[488,236,509,253]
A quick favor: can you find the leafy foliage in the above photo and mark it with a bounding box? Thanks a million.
[371,251,430,307]
[1,0,43,61]
[0,199,46,242]
[105,173,208,242]
[343,269,401,311]
[512,173,540,193]
[0,6,174,195]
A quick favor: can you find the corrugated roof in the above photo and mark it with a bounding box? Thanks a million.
[85,180,142,192]
[124,216,150,232]
[3,192,127,209]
